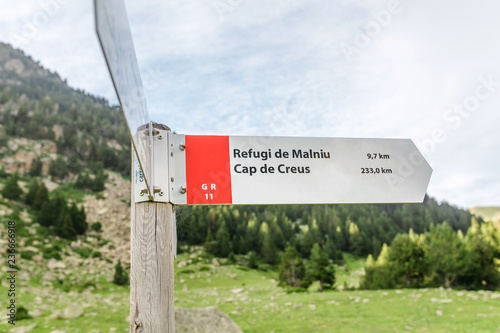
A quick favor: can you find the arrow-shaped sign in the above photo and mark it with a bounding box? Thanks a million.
[139,133,432,205]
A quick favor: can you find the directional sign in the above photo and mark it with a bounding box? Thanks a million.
[169,135,432,205]
[95,0,153,197]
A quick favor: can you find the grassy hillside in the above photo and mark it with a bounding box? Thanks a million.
[3,247,499,333]
[173,251,500,333]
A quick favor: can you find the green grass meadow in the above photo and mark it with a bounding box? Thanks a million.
[173,257,500,333]
[3,251,499,333]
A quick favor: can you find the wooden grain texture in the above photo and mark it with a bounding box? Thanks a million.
[130,151,175,332]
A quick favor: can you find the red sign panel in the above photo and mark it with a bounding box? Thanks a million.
[185,135,233,204]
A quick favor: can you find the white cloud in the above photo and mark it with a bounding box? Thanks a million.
[0,0,499,207]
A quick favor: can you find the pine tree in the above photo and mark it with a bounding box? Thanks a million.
[376,243,390,265]
[58,213,76,240]
[270,218,286,250]
[245,217,260,254]
[75,173,92,189]
[215,220,231,257]
[25,179,39,206]
[1,173,23,200]
[279,246,308,288]
[204,228,217,255]
[325,237,343,265]
[426,223,466,288]
[262,231,278,265]
[70,203,88,235]
[248,251,258,269]
[305,243,336,291]
[91,168,107,192]
[49,157,69,180]
[39,195,67,227]
[33,181,49,210]
[335,225,346,251]
[113,260,129,285]
[348,221,364,256]
[463,223,500,289]
[301,225,315,257]
[39,200,55,227]
[29,158,43,176]
[388,234,427,287]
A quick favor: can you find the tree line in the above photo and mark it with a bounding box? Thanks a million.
[175,197,498,290]
[176,197,478,261]
[362,221,500,290]
[1,174,88,240]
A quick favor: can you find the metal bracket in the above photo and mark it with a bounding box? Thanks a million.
[133,131,187,204]
[133,128,171,203]
[168,133,187,205]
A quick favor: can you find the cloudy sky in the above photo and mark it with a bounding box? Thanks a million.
[1,0,499,209]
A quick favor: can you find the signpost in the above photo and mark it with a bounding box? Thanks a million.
[96,1,173,331]
[95,1,432,332]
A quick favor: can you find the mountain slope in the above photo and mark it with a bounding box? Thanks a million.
[0,41,133,264]
[0,42,130,178]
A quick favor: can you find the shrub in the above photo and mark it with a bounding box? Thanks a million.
[91,221,102,232]
[91,251,102,258]
[227,252,236,264]
[179,269,195,274]
[1,173,23,200]
[42,247,62,261]
[248,252,258,269]
[73,247,92,258]
[258,264,272,272]
[20,250,36,260]
[285,287,309,294]
[113,260,129,286]
[16,306,32,321]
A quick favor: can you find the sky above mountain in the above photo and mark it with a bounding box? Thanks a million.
[1,0,499,209]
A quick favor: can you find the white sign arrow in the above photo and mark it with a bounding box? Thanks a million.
[168,135,432,205]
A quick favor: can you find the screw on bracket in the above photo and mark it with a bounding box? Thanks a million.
[179,143,186,151]
[180,186,187,194]
[139,188,147,196]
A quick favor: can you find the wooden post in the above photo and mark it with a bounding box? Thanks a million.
[130,146,175,332]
